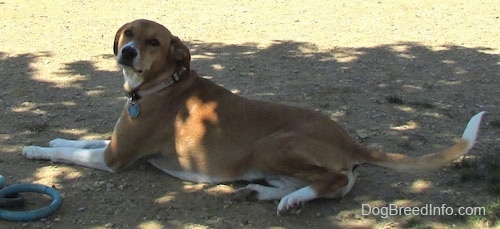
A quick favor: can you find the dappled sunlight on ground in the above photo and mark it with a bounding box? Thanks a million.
[30,166,83,187]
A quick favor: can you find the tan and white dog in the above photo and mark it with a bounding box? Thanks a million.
[23,19,485,215]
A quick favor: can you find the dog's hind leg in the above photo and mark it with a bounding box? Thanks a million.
[251,133,353,215]
[276,172,349,215]
[231,176,307,201]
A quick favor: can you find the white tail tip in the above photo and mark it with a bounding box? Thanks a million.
[461,111,486,150]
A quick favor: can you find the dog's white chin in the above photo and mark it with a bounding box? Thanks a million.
[122,68,144,91]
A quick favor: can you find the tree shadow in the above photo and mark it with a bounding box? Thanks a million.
[1,52,53,144]
[1,53,120,144]
[0,39,498,227]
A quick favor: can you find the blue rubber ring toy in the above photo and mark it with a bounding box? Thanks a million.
[0,182,62,221]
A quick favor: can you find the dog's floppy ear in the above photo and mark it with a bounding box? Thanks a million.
[113,23,129,56]
[170,36,191,72]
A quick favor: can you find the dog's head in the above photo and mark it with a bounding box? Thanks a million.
[113,19,190,91]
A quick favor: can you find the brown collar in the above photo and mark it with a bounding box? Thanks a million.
[126,71,181,102]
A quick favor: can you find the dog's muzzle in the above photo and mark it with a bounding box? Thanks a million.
[118,46,142,73]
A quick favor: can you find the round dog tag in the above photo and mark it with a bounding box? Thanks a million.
[127,102,140,118]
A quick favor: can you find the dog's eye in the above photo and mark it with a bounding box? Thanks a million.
[147,39,160,47]
[124,29,133,37]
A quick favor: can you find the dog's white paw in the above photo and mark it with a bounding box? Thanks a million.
[277,195,304,215]
[276,186,317,215]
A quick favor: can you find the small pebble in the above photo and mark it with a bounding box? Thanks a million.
[106,183,114,191]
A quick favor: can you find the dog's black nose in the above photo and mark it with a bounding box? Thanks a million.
[121,46,137,60]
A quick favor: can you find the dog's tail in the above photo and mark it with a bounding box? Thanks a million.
[358,111,486,172]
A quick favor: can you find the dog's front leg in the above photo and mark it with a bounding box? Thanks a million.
[23,142,114,172]
[49,138,110,149]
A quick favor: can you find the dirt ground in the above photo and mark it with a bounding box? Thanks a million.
[1,1,499,228]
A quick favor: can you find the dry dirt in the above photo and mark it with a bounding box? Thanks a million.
[1,1,499,228]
